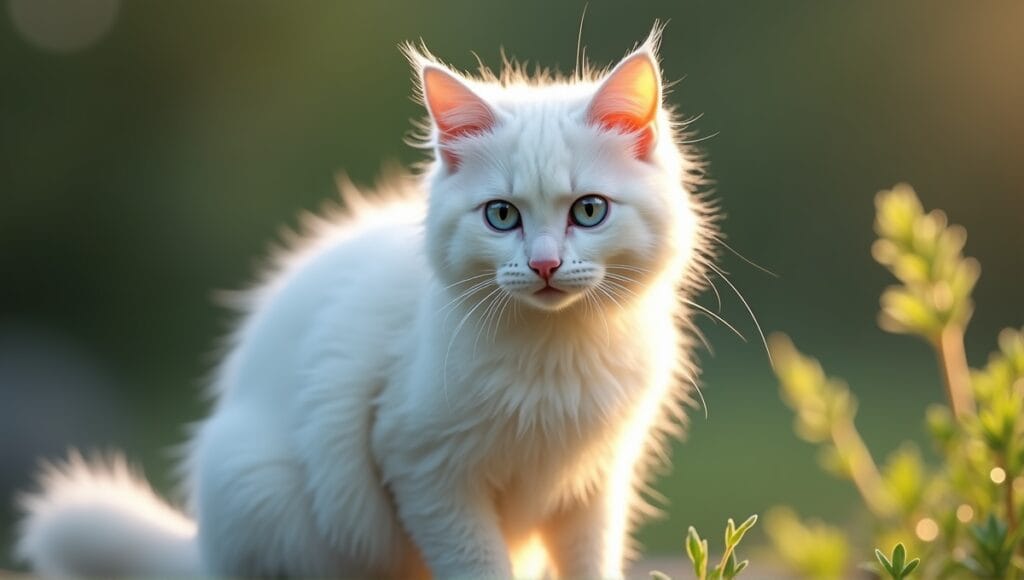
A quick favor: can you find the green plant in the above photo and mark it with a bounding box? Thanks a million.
[652,515,757,580]
[766,184,1024,577]
[875,542,920,579]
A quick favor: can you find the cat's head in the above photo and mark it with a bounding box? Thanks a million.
[411,28,708,314]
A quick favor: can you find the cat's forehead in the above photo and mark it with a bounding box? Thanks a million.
[476,89,606,200]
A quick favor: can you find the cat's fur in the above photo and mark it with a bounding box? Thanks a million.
[15,27,715,579]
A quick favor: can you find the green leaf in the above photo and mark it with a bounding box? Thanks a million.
[875,548,894,576]
[734,560,749,576]
[686,526,708,580]
[875,543,920,579]
[873,184,979,341]
[891,543,906,573]
[729,514,758,547]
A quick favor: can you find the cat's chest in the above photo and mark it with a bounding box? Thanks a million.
[467,335,646,418]
[462,355,642,518]
[453,336,652,466]
[375,316,672,494]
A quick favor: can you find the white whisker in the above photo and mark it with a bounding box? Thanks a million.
[681,297,747,343]
[702,272,723,312]
[602,278,640,300]
[711,236,779,279]
[441,270,496,290]
[589,289,611,347]
[594,282,628,314]
[473,290,503,354]
[439,279,494,321]
[443,286,504,402]
[605,264,652,275]
[682,372,709,420]
[707,262,773,367]
[491,293,513,343]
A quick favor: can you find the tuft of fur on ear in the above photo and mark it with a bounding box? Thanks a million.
[400,42,496,170]
[587,24,664,159]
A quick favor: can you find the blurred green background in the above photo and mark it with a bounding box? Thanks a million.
[2,0,1022,571]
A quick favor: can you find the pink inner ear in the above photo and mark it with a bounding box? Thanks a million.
[587,52,661,158]
[421,66,495,167]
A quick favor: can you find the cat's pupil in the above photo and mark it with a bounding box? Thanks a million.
[499,206,508,221]
[584,203,594,217]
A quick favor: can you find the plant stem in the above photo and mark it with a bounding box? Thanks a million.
[936,326,975,421]
[833,415,896,518]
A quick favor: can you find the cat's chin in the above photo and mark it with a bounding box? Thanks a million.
[519,286,580,312]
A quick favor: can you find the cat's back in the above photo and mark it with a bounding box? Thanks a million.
[213,175,430,406]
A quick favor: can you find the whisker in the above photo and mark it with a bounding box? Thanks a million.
[574,2,588,80]
[441,270,496,290]
[583,288,610,348]
[682,373,709,420]
[711,236,779,279]
[492,293,513,343]
[604,269,727,356]
[605,264,652,275]
[439,280,493,320]
[602,278,640,300]
[443,286,504,401]
[593,283,627,314]
[602,271,641,281]
[439,279,492,311]
[680,131,720,145]
[473,290,503,354]
[681,297,747,343]
[597,282,632,314]
[686,316,715,356]
[702,272,723,312]
[482,291,508,346]
[602,272,643,288]
[707,262,773,368]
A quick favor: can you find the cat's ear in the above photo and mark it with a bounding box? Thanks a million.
[587,48,662,158]
[420,64,496,168]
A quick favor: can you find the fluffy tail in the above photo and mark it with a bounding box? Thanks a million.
[15,450,201,578]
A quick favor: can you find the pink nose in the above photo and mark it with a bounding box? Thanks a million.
[529,258,561,281]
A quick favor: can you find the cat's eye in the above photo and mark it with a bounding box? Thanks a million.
[484,200,521,231]
[570,195,609,228]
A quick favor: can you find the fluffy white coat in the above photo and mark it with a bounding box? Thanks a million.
[16,29,714,579]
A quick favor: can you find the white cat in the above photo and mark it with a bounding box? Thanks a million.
[15,27,715,579]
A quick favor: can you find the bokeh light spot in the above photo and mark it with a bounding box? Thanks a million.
[9,0,119,53]
[915,517,939,542]
[991,467,1007,484]
[956,503,974,523]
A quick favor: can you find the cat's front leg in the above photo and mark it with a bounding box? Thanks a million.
[390,475,512,578]
[542,490,627,580]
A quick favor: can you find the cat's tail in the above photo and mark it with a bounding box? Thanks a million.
[14,450,201,578]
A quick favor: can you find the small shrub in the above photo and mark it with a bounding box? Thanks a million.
[652,515,758,580]
[766,184,1023,577]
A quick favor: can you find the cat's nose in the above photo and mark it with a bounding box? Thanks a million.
[529,257,561,281]
[529,234,561,281]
